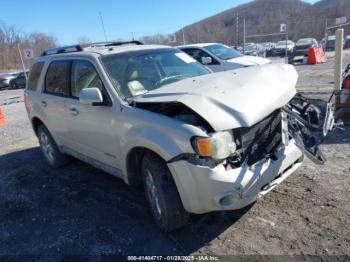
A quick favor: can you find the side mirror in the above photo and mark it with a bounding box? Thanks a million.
[79,87,104,106]
[201,56,212,65]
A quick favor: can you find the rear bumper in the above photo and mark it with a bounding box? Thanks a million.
[168,140,303,214]
[294,49,309,56]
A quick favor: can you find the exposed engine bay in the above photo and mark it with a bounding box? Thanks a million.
[135,102,214,132]
[136,93,335,167]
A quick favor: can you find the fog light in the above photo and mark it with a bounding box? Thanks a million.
[218,193,240,207]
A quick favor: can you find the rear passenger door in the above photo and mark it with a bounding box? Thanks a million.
[65,60,118,167]
[40,60,71,146]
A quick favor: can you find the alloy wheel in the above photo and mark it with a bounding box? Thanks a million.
[40,132,55,163]
[144,169,162,219]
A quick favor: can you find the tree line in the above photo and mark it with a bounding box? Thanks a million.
[0,22,56,71]
[1,0,349,72]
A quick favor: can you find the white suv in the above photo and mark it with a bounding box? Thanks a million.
[25,41,334,231]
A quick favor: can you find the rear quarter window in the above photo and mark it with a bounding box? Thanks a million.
[26,62,45,91]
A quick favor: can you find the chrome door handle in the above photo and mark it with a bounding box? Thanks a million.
[69,108,79,116]
[41,101,47,107]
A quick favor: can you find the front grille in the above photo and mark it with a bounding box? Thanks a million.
[234,110,282,166]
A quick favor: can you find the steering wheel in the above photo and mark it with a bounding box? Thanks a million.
[155,74,185,87]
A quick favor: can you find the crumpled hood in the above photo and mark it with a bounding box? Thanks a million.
[227,55,270,65]
[134,64,298,131]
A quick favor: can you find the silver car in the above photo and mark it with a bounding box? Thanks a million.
[25,41,334,231]
[178,43,270,72]
[0,72,18,89]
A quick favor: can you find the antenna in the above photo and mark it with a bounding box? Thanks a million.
[99,11,108,42]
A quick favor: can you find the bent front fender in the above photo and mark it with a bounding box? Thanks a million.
[120,124,206,176]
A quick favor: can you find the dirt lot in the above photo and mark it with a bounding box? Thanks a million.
[0,52,349,258]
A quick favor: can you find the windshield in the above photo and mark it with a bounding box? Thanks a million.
[297,39,312,45]
[203,44,242,60]
[102,49,209,98]
[245,45,256,51]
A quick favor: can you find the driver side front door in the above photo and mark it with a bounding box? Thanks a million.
[65,59,119,167]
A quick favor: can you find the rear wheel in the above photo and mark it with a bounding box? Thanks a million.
[37,125,69,168]
[141,153,189,232]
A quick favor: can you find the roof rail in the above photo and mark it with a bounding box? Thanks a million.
[41,41,143,56]
[82,40,143,48]
[41,45,83,56]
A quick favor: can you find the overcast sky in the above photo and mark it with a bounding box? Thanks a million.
[1,0,320,45]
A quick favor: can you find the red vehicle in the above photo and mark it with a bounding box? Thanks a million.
[334,63,350,124]
[342,63,350,90]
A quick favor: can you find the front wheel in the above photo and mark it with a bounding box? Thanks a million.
[10,81,17,89]
[141,153,189,232]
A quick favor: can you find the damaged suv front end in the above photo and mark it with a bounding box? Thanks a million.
[167,95,334,214]
[103,49,334,215]
[168,113,304,214]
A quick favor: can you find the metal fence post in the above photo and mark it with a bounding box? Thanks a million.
[285,26,288,64]
[243,18,246,54]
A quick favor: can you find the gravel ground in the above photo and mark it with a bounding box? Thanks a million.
[0,52,349,259]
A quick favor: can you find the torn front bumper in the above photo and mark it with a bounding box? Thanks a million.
[168,140,303,214]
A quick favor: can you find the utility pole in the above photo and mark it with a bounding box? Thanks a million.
[99,11,108,42]
[243,18,246,54]
[325,18,328,39]
[285,24,288,64]
[182,29,186,45]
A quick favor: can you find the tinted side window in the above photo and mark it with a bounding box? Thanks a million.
[45,61,70,96]
[71,61,103,98]
[27,62,44,91]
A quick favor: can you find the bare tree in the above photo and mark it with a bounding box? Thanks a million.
[0,21,56,71]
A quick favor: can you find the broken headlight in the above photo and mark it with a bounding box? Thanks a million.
[192,131,236,160]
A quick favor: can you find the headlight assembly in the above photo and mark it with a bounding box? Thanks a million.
[192,131,236,160]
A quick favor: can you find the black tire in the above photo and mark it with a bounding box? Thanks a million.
[141,153,189,232]
[37,125,70,168]
[335,108,350,125]
[10,81,17,89]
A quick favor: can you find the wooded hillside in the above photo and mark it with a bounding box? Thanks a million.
[171,0,350,46]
